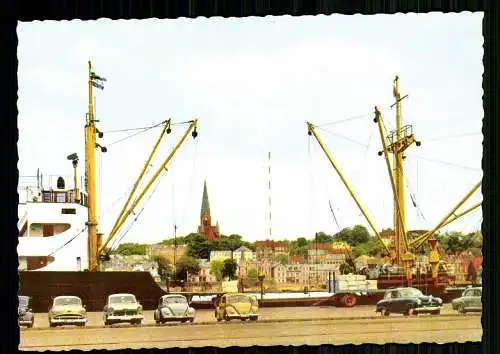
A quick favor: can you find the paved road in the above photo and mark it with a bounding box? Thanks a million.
[20,305,481,350]
[26,304,461,329]
[20,315,481,350]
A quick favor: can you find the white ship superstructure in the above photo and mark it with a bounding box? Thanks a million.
[18,173,89,271]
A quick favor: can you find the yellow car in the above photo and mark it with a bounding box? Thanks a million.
[215,293,259,322]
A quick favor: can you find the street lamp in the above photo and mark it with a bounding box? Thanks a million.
[258,274,265,300]
[67,153,79,203]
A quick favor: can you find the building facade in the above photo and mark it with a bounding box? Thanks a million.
[146,244,188,263]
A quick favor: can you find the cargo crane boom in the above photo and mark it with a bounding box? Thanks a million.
[307,76,482,280]
[84,60,199,271]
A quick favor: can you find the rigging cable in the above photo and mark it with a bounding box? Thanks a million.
[422,132,481,143]
[109,172,166,250]
[174,136,199,230]
[48,227,88,257]
[406,155,481,172]
[106,120,169,148]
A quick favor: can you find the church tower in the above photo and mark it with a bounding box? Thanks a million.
[197,181,220,241]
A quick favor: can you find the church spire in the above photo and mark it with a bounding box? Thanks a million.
[201,180,210,217]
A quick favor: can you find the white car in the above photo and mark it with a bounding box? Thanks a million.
[48,295,87,327]
[103,293,143,326]
[153,295,196,324]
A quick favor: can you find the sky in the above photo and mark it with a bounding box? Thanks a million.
[17,13,484,247]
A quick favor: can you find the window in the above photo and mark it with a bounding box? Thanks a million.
[56,192,66,203]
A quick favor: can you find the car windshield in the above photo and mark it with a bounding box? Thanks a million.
[54,297,81,306]
[18,296,29,307]
[227,295,251,304]
[164,296,187,304]
[398,288,424,297]
[109,295,136,304]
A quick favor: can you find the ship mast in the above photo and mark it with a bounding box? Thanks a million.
[86,60,107,272]
[307,76,481,278]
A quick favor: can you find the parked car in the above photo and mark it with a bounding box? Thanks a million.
[451,286,482,314]
[153,295,196,324]
[375,287,443,316]
[48,295,87,327]
[18,295,34,328]
[103,293,143,326]
[215,293,259,322]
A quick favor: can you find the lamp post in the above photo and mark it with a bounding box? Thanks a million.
[258,274,265,300]
[67,153,79,203]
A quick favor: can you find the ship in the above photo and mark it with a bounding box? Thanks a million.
[306,75,482,304]
[18,63,477,312]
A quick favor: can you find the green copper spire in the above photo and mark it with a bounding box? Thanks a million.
[201,180,210,216]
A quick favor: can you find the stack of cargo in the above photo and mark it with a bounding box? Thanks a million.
[326,274,378,293]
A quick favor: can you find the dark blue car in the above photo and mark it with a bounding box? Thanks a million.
[376,287,442,316]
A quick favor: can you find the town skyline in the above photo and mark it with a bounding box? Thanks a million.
[18,13,483,245]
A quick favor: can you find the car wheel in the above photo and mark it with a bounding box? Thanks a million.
[190,318,195,324]
[403,307,412,316]
[27,323,33,329]
[342,295,357,307]
[457,305,466,315]
[224,312,231,321]
[381,308,390,317]
[250,316,258,321]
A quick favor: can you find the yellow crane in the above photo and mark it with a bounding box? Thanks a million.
[307,76,481,280]
[84,60,198,271]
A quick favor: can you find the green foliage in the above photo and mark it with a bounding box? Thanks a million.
[159,233,256,260]
[339,256,357,275]
[159,236,187,246]
[435,231,482,255]
[151,255,173,283]
[221,258,238,280]
[113,242,148,256]
[314,232,333,243]
[174,255,201,281]
[273,253,288,265]
[289,238,310,257]
[352,236,384,258]
[209,260,224,281]
[333,225,370,246]
[246,268,259,281]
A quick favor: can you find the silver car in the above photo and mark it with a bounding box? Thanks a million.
[103,293,143,326]
[153,295,196,324]
[451,287,482,314]
[48,296,87,327]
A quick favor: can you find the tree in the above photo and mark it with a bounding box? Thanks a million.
[333,225,370,246]
[221,258,238,280]
[339,256,357,275]
[185,233,213,259]
[151,255,173,283]
[273,253,288,265]
[175,256,201,281]
[209,259,224,281]
[159,236,187,246]
[113,242,148,255]
[314,232,333,243]
[350,225,370,245]
[246,268,259,281]
[352,236,384,258]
